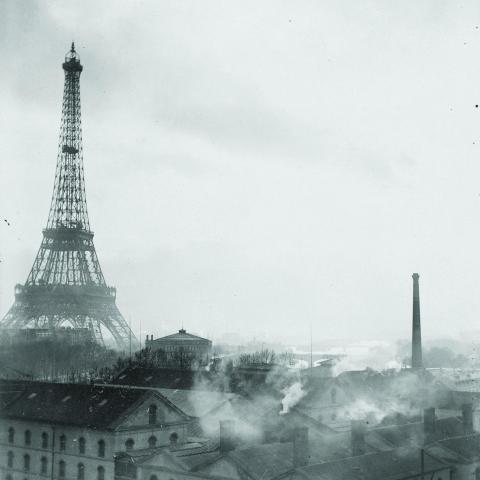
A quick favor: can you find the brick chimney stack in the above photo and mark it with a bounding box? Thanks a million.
[293,427,309,468]
[412,273,423,369]
[351,420,367,456]
[219,420,236,453]
[462,403,474,434]
[423,407,436,442]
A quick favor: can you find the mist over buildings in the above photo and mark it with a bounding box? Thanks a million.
[3,1,480,345]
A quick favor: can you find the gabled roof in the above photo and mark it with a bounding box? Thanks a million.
[153,329,211,343]
[0,382,179,430]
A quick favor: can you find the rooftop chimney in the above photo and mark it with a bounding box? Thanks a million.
[412,273,423,369]
[351,420,367,456]
[423,407,436,440]
[220,420,236,453]
[293,427,309,468]
[462,403,474,434]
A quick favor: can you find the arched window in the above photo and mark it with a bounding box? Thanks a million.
[41,432,49,449]
[8,427,14,444]
[41,456,48,475]
[148,435,157,448]
[7,451,14,468]
[169,432,178,446]
[6,475,12,480]
[77,463,85,480]
[150,476,158,480]
[125,438,134,451]
[97,466,105,480]
[23,454,30,471]
[98,439,105,458]
[59,460,66,478]
[24,430,31,446]
[78,437,86,454]
[148,404,157,425]
[475,467,480,480]
[60,434,66,451]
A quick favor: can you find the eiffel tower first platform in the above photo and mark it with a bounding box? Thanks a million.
[0,44,137,351]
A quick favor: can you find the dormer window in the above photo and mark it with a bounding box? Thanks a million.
[125,438,134,451]
[148,404,157,425]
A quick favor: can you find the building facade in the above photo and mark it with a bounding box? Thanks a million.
[0,382,194,480]
[145,329,212,367]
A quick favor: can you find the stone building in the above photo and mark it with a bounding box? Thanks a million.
[145,329,212,367]
[0,382,194,480]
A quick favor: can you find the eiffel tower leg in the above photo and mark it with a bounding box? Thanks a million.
[101,305,138,352]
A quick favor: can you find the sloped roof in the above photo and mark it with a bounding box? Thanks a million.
[157,388,237,417]
[0,382,156,430]
[296,448,449,480]
[371,416,464,448]
[112,366,214,390]
[153,329,211,343]
[210,435,384,480]
[0,380,28,408]
[428,433,480,464]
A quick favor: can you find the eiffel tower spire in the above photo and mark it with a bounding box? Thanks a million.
[0,44,137,350]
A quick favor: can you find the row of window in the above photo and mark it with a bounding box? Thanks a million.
[6,453,104,480]
[123,432,177,452]
[7,428,105,457]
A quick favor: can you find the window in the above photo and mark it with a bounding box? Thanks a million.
[78,437,86,454]
[150,476,158,480]
[148,435,157,448]
[476,468,480,480]
[8,427,14,444]
[98,439,105,458]
[23,454,30,471]
[148,404,157,425]
[6,475,12,480]
[125,438,134,451]
[59,460,66,478]
[41,432,49,449]
[7,451,14,468]
[169,432,178,446]
[24,430,31,446]
[77,463,85,480]
[41,456,48,475]
[97,466,105,480]
[60,434,66,451]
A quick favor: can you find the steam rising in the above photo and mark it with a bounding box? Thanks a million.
[279,382,305,415]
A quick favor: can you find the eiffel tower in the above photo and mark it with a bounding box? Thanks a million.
[0,44,137,351]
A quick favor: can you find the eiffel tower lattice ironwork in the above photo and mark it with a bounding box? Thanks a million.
[0,44,137,350]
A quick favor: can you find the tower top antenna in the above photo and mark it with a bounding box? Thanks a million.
[71,42,75,52]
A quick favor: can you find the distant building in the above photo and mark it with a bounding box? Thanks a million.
[145,329,212,367]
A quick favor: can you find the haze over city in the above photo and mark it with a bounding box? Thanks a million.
[2,1,480,346]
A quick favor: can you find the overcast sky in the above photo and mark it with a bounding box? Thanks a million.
[2,1,480,346]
